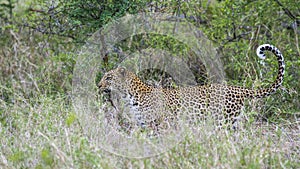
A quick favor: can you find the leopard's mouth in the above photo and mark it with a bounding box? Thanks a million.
[98,86,111,94]
[98,89,117,110]
[102,88,111,93]
[98,88,111,101]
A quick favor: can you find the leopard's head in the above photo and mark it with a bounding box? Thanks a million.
[98,67,132,94]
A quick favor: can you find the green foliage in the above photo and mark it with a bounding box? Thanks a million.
[65,112,77,127]
[0,0,16,20]
[24,0,147,42]
[0,0,299,168]
[8,150,25,163]
[40,148,55,167]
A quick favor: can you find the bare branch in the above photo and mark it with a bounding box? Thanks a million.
[274,0,297,21]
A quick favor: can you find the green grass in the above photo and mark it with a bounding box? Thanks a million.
[1,94,299,168]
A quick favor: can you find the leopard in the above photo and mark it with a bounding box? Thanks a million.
[98,44,285,136]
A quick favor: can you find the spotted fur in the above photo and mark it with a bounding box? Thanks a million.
[98,44,285,134]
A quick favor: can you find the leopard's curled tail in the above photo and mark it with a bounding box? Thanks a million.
[249,44,285,98]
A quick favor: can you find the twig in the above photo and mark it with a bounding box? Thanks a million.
[274,0,297,21]
[218,31,252,51]
[293,22,300,56]
[22,24,76,39]
[28,8,46,14]
[38,131,71,164]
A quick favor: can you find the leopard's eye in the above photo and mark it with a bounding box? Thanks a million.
[105,76,112,80]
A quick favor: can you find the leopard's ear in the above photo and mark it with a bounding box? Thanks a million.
[118,67,126,77]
